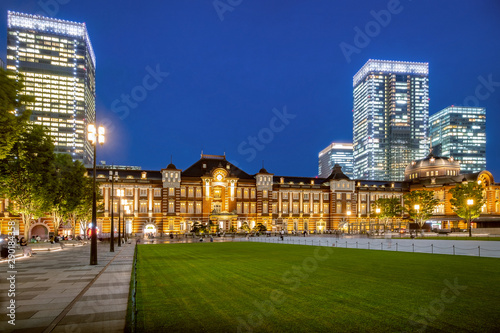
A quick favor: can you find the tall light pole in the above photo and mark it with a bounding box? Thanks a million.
[117,189,124,247]
[88,124,105,265]
[346,210,351,234]
[124,204,131,242]
[467,199,474,237]
[375,207,381,233]
[414,204,420,236]
[109,170,118,252]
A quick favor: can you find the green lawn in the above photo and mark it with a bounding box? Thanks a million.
[133,243,500,332]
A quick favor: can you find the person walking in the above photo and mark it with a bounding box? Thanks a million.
[20,237,32,257]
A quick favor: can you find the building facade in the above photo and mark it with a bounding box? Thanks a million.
[353,59,429,181]
[429,106,486,174]
[6,11,96,165]
[318,142,353,178]
[1,153,499,238]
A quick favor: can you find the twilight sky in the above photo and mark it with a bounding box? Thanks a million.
[1,0,500,178]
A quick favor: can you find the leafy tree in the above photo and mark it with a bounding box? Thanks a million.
[0,125,55,238]
[48,154,91,236]
[240,222,250,233]
[371,197,402,231]
[449,181,485,237]
[403,190,439,234]
[254,223,267,232]
[0,68,33,159]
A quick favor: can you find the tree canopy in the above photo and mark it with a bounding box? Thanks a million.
[449,181,485,236]
[403,190,439,230]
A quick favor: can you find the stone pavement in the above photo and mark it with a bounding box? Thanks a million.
[0,240,136,333]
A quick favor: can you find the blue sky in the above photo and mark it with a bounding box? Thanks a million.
[1,0,500,178]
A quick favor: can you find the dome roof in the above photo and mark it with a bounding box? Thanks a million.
[166,163,177,170]
[258,168,270,174]
[405,153,460,181]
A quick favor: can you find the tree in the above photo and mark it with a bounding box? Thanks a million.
[240,222,250,233]
[449,181,485,237]
[254,223,267,232]
[371,197,402,231]
[0,125,55,238]
[48,154,91,236]
[0,68,33,159]
[403,190,439,235]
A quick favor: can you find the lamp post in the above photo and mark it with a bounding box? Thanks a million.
[117,189,124,247]
[109,170,118,252]
[467,199,474,237]
[414,204,420,236]
[375,207,381,233]
[88,124,104,265]
[124,204,131,242]
[346,210,352,233]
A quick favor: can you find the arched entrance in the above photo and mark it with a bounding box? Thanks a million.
[144,224,157,238]
[31,224,49,239]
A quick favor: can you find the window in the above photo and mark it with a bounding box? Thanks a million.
[323,203,329,214]
[126,188,133,196]
[244,189,249,199]
[168,220,174,230]
[361,204,366,214]
[283,192,288,200]
[188,188,194,197]
[140,202,147,213]
[337,193,342,200]
[336,202,342,213]
[293,203,299,214]
[283,203,288,214]
[313,203,319,214]
[154,189,161,197]
[237,203,242,214]
[293,192,299,200]
[244,203,249,214]
[303,193,309,200]
[196,202,202,214]
[251,203,256,213]
[181,187,186,197]
[140,188,147,196]
[251,189,256,199]
[180,202,186,213]
[263,190,268,198]
[169,188,174,196]
[213,203,221,213]
[154,202,161,213]
[168,201,174,213]
[263,202,268,213]
[214,188,221,199]
[314,193,319,200]
[272,203,277,214]
[346,193,351,200]
[188,202,194,214]
[303,203,309,214]
[272,192,278,199]
[196,187,202,198]
[323,193,329,200]
[237,189,242,198]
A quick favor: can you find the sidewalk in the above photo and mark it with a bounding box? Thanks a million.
[0,240,136,333]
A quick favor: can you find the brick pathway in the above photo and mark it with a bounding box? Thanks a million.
[0,241,135,333]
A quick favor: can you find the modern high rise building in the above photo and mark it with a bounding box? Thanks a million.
[318,142,353,178]
[6,11,96,165]
[429,106,486,174]
[353,59,429,181]
[0,57,5,69]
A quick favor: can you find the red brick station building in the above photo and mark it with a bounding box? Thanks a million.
[1,153,500,238]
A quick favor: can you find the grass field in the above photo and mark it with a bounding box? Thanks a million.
[133,243,500,332]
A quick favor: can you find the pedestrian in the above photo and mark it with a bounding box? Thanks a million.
[20,237,32,257]
[303,230,307,237]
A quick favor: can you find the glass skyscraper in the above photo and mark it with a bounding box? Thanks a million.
[318,142,353,178]
[6,11,96,165]
[429,106,486,174]
[353,59,429,181]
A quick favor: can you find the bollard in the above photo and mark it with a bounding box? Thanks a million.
[453,245,455,255]
[431,244,433,254]
[478,246,481,257]
[346,241,347,248]
[356,241,358,249]
[336,240,338,247]
[412,243,414,253]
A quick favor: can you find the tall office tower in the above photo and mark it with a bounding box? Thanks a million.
[429,106,486,174]
[6,11,96,165]
[0,57,5,68]
[353,59,429,181]
[318,142,353,178]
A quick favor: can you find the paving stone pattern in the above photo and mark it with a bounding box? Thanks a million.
[0,241,135,333]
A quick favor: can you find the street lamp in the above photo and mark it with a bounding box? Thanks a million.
[88,124,104,265]
[117,189,124,247]
[109,170,119,252]
[124,204,131,242]
[346,210,351,234]
[414,204,420,237]
[467,199,474,237]
[375,207,381,233]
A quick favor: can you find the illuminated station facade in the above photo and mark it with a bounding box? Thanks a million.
[1,153,500,237]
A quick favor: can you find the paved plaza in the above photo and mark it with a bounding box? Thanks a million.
[1,235,499,333]
[0,241,135,333]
